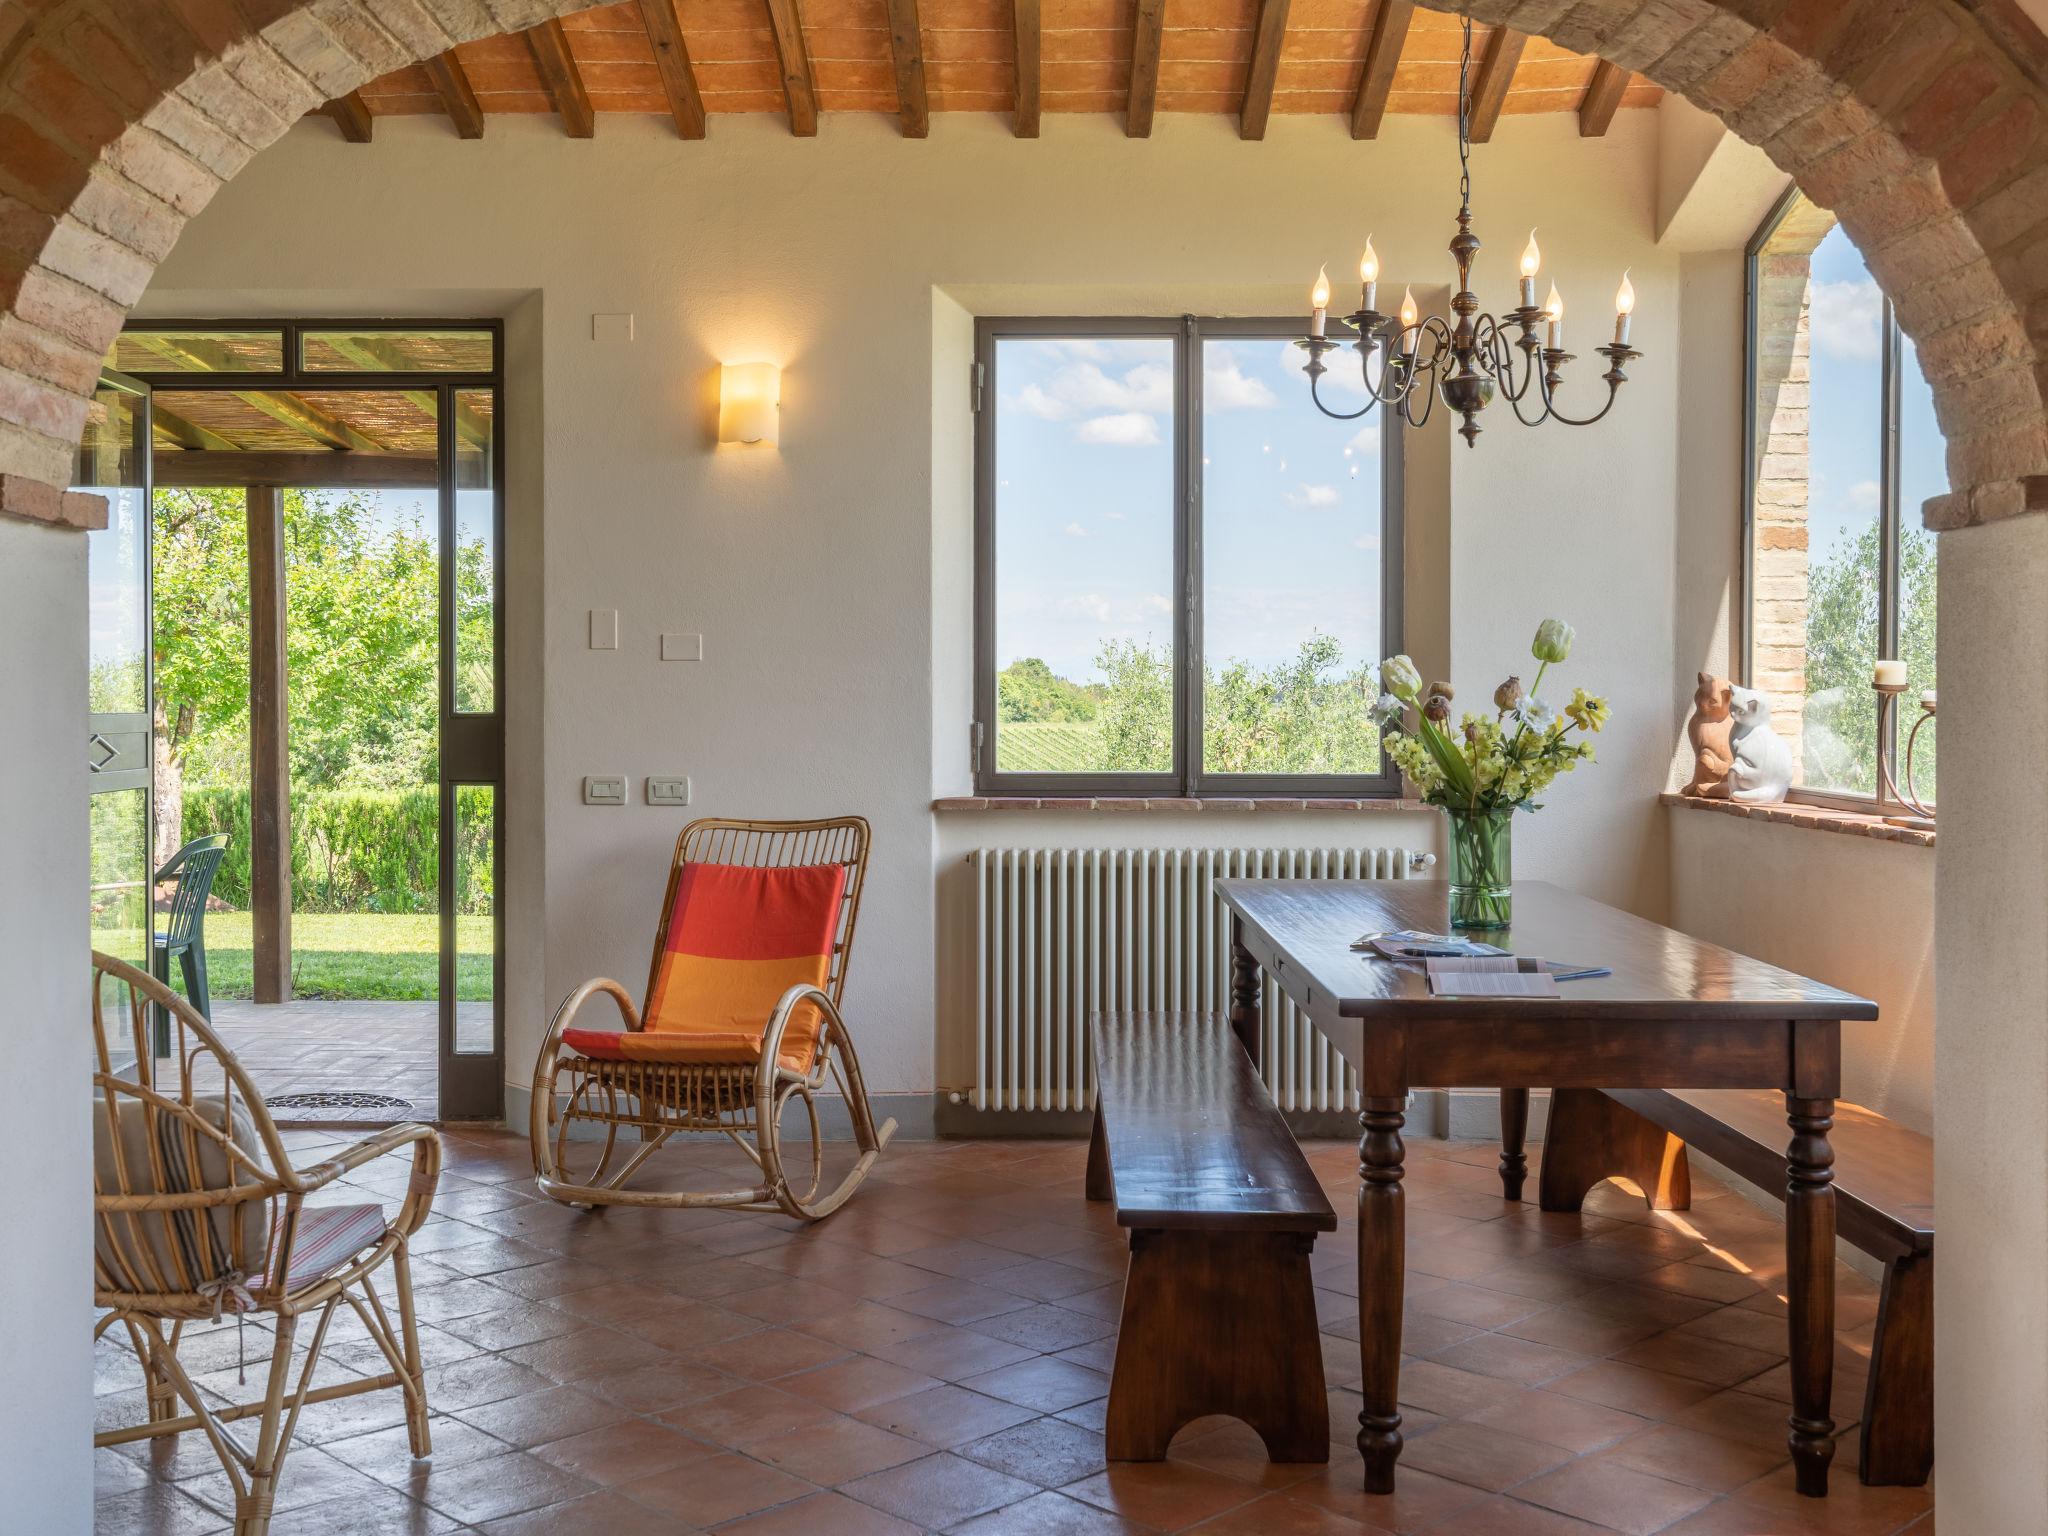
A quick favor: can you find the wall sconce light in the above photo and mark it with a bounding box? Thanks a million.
[718,362,780,447]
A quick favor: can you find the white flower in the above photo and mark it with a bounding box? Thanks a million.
[1379,655,1423,700]
[1532,619,1575,664]
[1515,698,1558,734]
[1374,692,1404,722]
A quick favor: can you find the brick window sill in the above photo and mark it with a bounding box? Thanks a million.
[1660,791,1935,847]
[933,796,1431,813]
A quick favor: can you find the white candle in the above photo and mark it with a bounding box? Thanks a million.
[1519,230,1540,310]
[1359,237,1379,315]
[1613,269,1635,347]
[1398,287,1419,356]
[1310,265,1330,339]
[1873,659,1908,688]
[1543,283,1563,351]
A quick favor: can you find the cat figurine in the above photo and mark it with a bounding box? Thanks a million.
[1724,685,1793,804]
[1682,672,1735,797]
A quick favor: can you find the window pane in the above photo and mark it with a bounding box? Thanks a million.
[90,787,151,974]
[455,388,496,713]
[81,385,148,714]
[301,329,495,373]
[1753,208,1883,794]
[1896,334,1942,803]
[111,329,284,373]
[991,335,1175,775]
[454,785,495,1054]
[1201,337,1383,774]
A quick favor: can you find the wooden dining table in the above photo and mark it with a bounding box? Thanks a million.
[1213,877,1878,1500]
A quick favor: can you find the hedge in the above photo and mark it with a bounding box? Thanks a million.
[181,786,494,915]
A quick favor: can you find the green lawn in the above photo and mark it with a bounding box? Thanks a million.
[103,912,494,1002]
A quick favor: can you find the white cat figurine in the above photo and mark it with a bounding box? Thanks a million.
[1725,686,1793,804]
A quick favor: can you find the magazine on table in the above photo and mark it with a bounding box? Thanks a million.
[1351,930,1611,989]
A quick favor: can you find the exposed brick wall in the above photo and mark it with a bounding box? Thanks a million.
[0,0,2046,534]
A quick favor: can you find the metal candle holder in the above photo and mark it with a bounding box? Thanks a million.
[1872,680,1936,828]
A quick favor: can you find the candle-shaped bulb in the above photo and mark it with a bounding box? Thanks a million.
[1399,286,1418,329]
[1310,265,1330,338]
[1543,283,1563,322]
[1359,238,1379,285]
[1614,268,1635,315]
[1519,230,1541,279]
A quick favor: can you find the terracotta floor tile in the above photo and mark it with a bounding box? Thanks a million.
[958,1415,1108,1488]
[474,1488,698,1535]
[749,1413,932,1484]
[854,1384,1042,1448]
[274,1484,464,1534]
[89,1483,230,1536]
[1413,1493,1615,1534]
[1425,1331,1591,1387]
[1284,1461,1490,1534]
[779,1353,941,1411]
[1668,1389,1811,1452]
[1596,1423,1790,1494]
[1406,1282,1546,1330]
[1394,1359,1517,1418]
[407,1449,599,1526]
[1548,1359,1723,1419]
[582,1356,738,1413]
[714,1487,925,1534]
[528,1416,717,1485]
[323,1417,509,1484]
[1061,1459,1263,1529]
[948,1487,1151,1534]
[1614,1331,1785,1390]
[1515,1457,1716,1536]
[804,1300,952,1353]
[842,1450,1042,1526]
[451,1383,633,1450]
[619,1448,816,1525]
[895,1278,1039,1326]
[962,1356,1111,1414]
[1399,1420,1574,1493]
[1187,1488,1390,1533]
[1727,1462,1935,1535]
[691,1326,851,1382]
[871,1322,1039,1382]
[1502,1303,1670,1356]
[417,1353,556,1413]
[660,1384,843,1451]
[1166,1420,1320,1491]
[980,1258,1107,1302]
[1460,1388,1652,1454]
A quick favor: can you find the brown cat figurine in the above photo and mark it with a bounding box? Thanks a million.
[1684,672,1735,797]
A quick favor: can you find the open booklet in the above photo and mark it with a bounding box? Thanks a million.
[1353,930,1611,990]
[1425,956,1559,997]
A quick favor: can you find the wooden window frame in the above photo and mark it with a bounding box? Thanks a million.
[972,315,1405,800]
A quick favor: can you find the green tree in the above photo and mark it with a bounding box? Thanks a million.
[1801,522,1938,795]
[1095,639,1175,772]
[1203,632,1380,773]
[997,656,1098,723]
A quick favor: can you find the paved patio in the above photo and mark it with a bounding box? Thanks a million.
[181,998,493,1120]
[93,1128,1934,1535]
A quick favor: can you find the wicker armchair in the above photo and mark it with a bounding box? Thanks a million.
[531,816,896,1220]
[90,952,440,1536]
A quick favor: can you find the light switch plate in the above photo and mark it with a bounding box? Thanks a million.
[582,775,626,805]
[590,609,618,650]
[591,313,635,343]
[660,632,703,662]
[646,775,691,806]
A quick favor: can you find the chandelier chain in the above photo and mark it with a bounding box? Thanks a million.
[1457,17,1472,213]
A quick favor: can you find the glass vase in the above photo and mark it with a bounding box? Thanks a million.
[1445,806,1513,931]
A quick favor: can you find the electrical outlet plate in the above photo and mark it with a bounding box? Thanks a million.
[646,775,691,806]
[583,775,626,805]
[660,632,703,662]
[590,610,618,650]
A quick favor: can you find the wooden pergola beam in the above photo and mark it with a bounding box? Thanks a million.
[1240,0,1290,141]
[246,483,291,1005]
[1579,58,1628,137]
[885,0,930,138]
[130,335,388,452]
[763,0,819,136]
[1466,26,1525,144]
[308,334,493,451]
[325,91,373,143]
[1128,0,1165,138]
[425,49,485,139]
[1350,0,1413,141]
[1013,0,1040,138]
[526,18,595,138]
[638,0,706,139]
[154,451,443,490]
[150,401,238,452]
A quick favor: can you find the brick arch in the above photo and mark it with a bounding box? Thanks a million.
[0,0,2043,529]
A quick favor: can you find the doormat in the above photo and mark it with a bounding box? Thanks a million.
[267,1090,416,1119]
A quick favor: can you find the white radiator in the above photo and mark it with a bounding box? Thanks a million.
[970,845,1424,1114]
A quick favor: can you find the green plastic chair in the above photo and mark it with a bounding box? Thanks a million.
[151,833,230,1057]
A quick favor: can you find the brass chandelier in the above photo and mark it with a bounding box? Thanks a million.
[1299,17,1642,445]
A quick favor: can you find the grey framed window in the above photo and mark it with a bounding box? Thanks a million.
[1742,192,1941,810]
[973,316,1404,799]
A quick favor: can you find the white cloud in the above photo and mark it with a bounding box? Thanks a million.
[1075,411,1162,446]
[1346,424,1382,457]
[1810,278,1883,362]
[1204,348,1278,411]
[1063,521,1092,538]
[1845,480,1881,514]
[1285,483,1341,510]
[1353,534,1380,551]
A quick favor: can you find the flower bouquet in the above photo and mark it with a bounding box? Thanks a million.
[1376,619,1610,930]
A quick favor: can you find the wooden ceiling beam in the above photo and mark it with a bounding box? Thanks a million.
[1013,0,1040,138]
[885,0,930,138]
[150,402,239,452]
[153,451,441,490]
[325,91,373,143]
[309,334,494,450]
[1349,0,1413,141]
[133,335,387,451]
[425,49,484,139]
[1579,57,1628,137]
[1240,0,1290,141]
[638,0,706,139]
[526,18,595,138]
[763,0,820,136]
[1127,0,1165,138]
[1466,26,1526,144]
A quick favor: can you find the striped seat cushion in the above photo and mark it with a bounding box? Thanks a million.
[261,1204,387,1293]
[564,861,846,1074]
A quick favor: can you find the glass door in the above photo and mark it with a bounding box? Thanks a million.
[80,372,153,1071]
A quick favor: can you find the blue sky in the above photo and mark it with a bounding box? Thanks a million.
[993,335,1385,683]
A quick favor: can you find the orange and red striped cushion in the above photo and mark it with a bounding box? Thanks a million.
[564,862,846,1073]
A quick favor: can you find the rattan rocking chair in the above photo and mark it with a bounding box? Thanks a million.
[90,952,440,1536]
[530,815,896,1220]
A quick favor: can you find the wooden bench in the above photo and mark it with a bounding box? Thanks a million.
[1087,1011,1337,1464]
[1541,1087,1933,1487]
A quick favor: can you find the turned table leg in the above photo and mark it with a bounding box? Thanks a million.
[1498,1088,1529,1201]
[1357,1095,1406,1493]
[1229,915,1261,1070]
[1786,1092,1838,1497]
